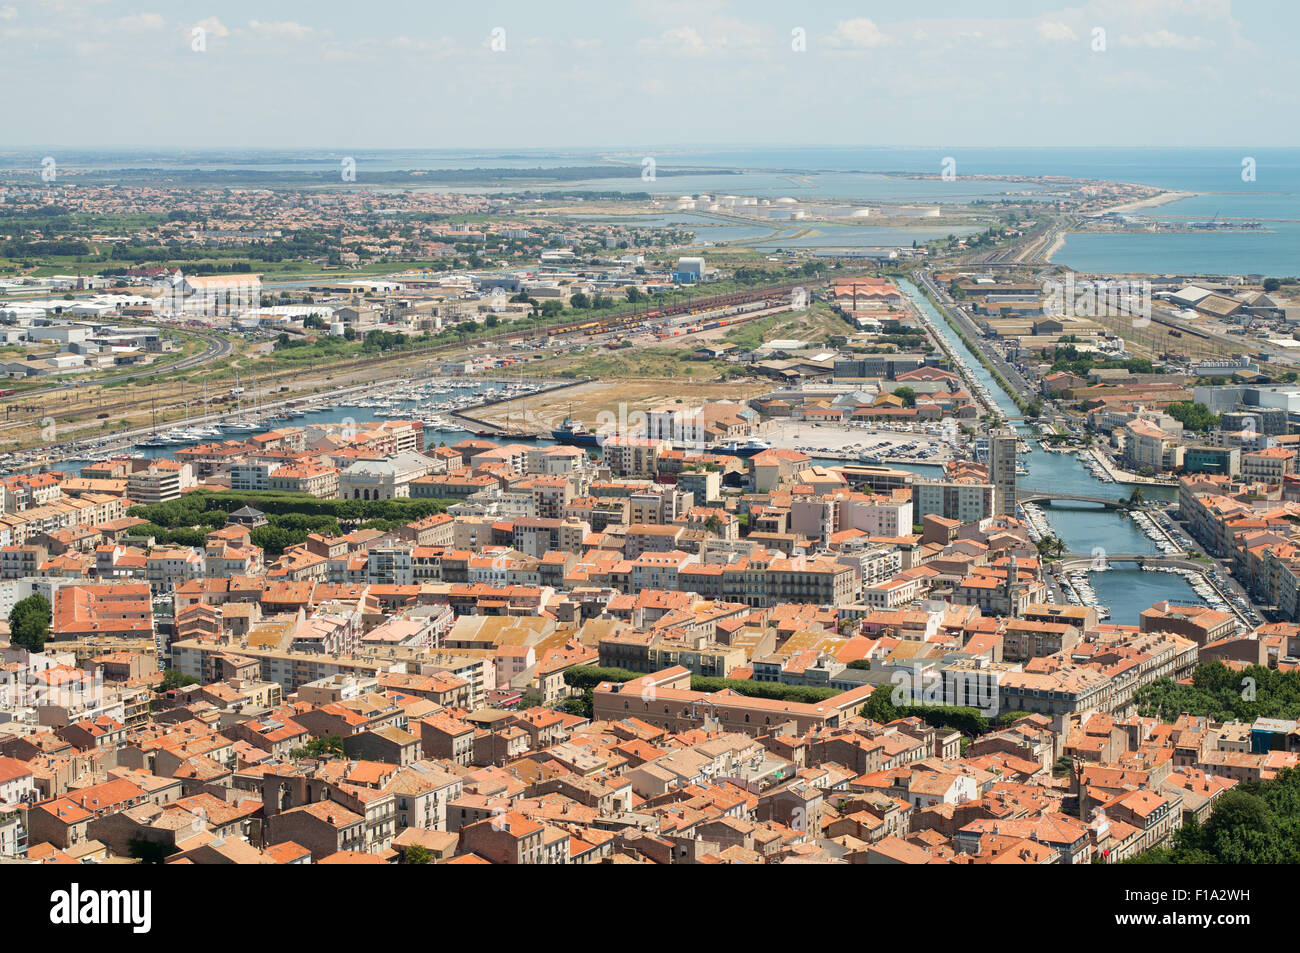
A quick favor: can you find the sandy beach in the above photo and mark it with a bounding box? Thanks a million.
[1093,188,1197,216]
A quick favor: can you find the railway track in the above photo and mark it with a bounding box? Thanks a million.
[2,278,826,445]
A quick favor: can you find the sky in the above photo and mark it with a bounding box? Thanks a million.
[1,0,1296,151]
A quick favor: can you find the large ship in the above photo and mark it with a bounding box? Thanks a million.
[713,437,773,458]
[551,417,602,447]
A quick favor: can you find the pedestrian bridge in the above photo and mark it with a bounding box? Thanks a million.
[1017,488,1130,509]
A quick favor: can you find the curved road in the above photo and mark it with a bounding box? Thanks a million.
[10,327,235,401]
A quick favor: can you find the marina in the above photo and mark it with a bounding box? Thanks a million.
[9,375,557,474]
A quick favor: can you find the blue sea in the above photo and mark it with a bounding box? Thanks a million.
[9,145,1297,275]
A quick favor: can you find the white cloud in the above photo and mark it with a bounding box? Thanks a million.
[390,35,456,54]
[116,13,165,32]
[639,25,714,57]
[1038,21,1078,43]
[1119,29,1210,50]
[248,20,314,41]
[832,18,897,49]
[194,17,229,40]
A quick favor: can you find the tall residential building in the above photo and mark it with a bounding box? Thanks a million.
[988,428,1017,516]
[914,477,995,523]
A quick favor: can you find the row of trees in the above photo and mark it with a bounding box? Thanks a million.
[131,491,452,527]
[126,492,454,556]
[861,683,1014,736]
[1134,661,1300,722]
[558,665,843,719]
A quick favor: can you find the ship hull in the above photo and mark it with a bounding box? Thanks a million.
[551,429,602,447]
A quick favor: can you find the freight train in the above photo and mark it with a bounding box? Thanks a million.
[555,281,813,340]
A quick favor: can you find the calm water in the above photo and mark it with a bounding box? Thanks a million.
[579,147,1300,273]
[567,211,979,249]
[751,224,982,250]
[902,279,1198,623]
[48,379,523,475]
[1058,230,1298,277]
[639,148,1300,275]
[19,146,1297,273]
[1090,567,1192,624]
[566,212,790,244]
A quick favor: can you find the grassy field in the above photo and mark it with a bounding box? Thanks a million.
[561,346,731,380]
[720,302,848,350]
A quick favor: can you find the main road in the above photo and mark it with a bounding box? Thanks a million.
[7,327,235,401]
[911,266,1043,410]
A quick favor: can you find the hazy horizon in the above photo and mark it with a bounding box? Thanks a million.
[4,145,1300,154]
[2,1,1296,150]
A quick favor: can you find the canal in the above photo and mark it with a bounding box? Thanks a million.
[900,277,1200,623]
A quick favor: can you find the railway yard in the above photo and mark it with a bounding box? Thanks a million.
[0,278,826,466]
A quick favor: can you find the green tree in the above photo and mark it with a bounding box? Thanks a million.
[560,690,593,718]
[1133,661,1300,722]
[291,735,345,759]
[518,688,544,709]
[894,386,917,408]
[1165,401,1220,433]
[1035,535,1067,560]
[8,593,51,652]
[402,845,434,865]
[863,684,900,723]
[160,669,199,692]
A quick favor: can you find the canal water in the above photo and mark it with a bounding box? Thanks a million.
[901,278,1200,623]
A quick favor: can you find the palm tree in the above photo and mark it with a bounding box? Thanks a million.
[1036,535,1067,560]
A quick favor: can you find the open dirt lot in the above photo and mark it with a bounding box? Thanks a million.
[756,419,957,462]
